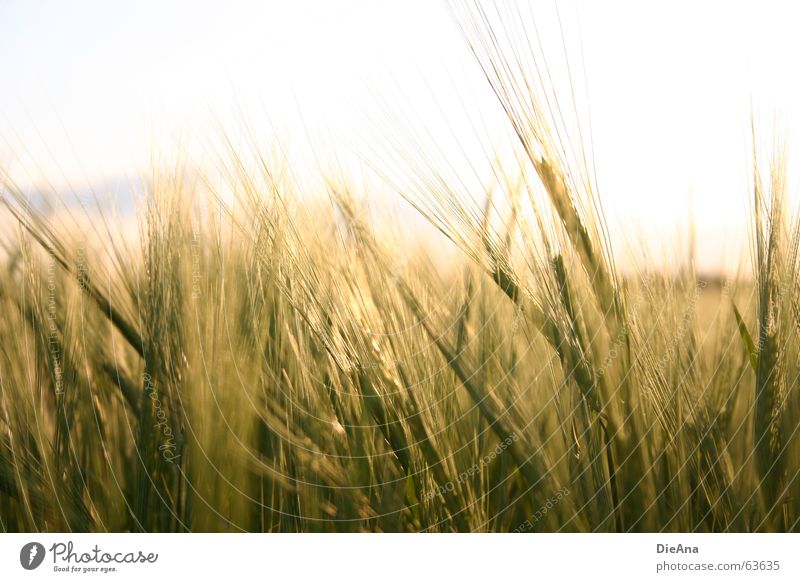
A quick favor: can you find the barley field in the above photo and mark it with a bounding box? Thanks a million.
[1,2,799,533]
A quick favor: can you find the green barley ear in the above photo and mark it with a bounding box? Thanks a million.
[550,254,602,414]
[750,134,789,528]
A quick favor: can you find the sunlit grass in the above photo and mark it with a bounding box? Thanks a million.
[0,1,798,532]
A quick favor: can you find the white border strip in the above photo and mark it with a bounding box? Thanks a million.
[1,533,797,581]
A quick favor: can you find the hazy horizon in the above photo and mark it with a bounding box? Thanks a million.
[3,0,800,274]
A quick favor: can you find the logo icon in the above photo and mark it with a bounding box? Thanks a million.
[20,542,46,570]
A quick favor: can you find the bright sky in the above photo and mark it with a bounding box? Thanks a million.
[2,0,800,273]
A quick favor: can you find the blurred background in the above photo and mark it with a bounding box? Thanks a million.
[2,0,800,274]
